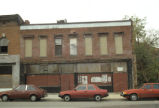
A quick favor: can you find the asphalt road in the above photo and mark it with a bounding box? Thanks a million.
[1,99,159,108]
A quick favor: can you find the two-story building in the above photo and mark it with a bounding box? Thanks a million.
[20,19,133,92]
[0,14,23,89]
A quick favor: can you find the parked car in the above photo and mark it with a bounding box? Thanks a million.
[121,83,159,101]
[59,84,108,101]
[0,85,47,102]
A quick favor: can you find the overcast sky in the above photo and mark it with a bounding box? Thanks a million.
[0,0,159,30]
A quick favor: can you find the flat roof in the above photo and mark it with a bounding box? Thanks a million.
[20,20,132,30]
[0,14,24,25]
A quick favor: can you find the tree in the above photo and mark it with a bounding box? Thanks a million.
[124,16,159,87]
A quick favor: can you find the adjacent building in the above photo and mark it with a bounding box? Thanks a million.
[0,14,134,92]
[0,14,23,89]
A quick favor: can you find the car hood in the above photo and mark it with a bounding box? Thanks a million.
[0,90,13,94]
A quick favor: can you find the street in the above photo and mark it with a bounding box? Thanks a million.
[1,98,159,108]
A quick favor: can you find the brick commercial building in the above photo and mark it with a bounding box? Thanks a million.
[20,19,133,92]
[0,14,23,89]
[0,14,134,92]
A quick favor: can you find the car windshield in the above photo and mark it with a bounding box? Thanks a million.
[15,85,26,91]
[138,84,144,89]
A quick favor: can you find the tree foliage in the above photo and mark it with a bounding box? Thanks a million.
[124,15,159,86]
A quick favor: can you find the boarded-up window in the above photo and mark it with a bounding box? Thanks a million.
[40,38,47,57]
[85,36,92,55]
[55,38,62,56]
[25,39,32,57]
[70,38,77,55]
[114,33,123,54]
[99,36,108,55]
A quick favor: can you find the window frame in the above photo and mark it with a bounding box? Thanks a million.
[24,39,33,57]
[55,37,63,56]
[0,37,9,54]
[39,35,48,57]
[69,37,77,56]
[99,33,108,55]
[84,34,93,56]
[114,32,124,54]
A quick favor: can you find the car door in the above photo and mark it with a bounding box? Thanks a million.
[25,85,37,98]
[151,84,159,98]
[11,85,27,99]
[140,84,153,98]
[72,85,87,98]
[86,85,96,98]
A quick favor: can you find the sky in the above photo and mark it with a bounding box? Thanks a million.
[0,0,159,30]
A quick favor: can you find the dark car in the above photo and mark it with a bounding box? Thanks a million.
[121,83,159,101]
[59,84,108,101]
[0,85,47,102]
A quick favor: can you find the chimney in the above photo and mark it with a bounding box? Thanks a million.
[24,20,30,24]
[57,19,67,24]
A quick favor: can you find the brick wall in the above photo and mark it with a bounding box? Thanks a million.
[0,22,20,55]
[113,73,128,92]
[61,74,74,91]
[20,26,132,63]
[26,74,60,87]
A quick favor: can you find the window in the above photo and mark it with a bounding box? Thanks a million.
[143,85,151,89]
[15,85,26,91]
[76,85,86,90]
[0,37,9,54]
[114,33,123,54]
[88,85,95,90]
[153,84,159,89]
[0,46,8,54]
[27,85,36,91]
[99,35,108,55]
[55,38,62,56]
[85,35,92,55]
[40,37,47,57]
[70,38,77,56]
[25,39,32,57]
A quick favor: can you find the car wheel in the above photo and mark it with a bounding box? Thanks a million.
[1,95,9,102]
[63,95,71,102]
[94,95,101,101]
[30,95,37,102]
[130,94,138,101]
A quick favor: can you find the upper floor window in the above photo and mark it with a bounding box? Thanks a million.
[39,36,47,57]
[55,37,62,56]
[0,37,9,54]
[99,33,108,55]
[114,32,123,54]
[84,34,92,56]
[25,39,32,57]
[70,38,77,56]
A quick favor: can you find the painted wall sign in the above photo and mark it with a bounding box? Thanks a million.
[91,74,111,83]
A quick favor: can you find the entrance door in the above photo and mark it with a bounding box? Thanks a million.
[0,66,12,88]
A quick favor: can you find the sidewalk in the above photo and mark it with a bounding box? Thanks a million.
[45,92,125,100]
